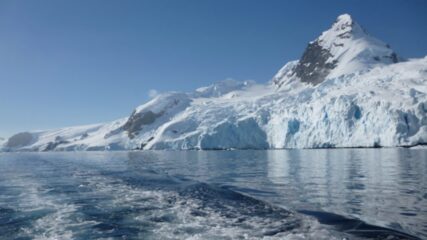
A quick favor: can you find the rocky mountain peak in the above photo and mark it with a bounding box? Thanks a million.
[317,14,366,48]
[273,14,400,87]
[331,13,357,33]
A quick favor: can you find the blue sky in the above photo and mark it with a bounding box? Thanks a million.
[1,0,426,137]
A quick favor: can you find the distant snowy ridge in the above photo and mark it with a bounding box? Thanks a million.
[2,14,427,151]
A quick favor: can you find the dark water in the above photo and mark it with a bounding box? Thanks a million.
[0,149,425,239]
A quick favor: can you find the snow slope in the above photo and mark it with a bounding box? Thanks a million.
[2,14,427,151]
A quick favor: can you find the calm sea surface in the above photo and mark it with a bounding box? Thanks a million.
[0,149,426,239]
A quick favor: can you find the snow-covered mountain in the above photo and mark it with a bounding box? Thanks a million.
[273,13,401,87]
[2,14,427,151]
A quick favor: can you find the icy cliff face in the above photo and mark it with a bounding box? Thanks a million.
[2,14,427,151]
[268,58,427,148]
[144,57,427,149]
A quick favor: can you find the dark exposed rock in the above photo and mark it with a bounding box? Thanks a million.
[104,127,122,139]
[44,142,60,151]
[276,14,401,87]
[123,110,164,139]
[389,52,399,63]
[294,41,338,85]
[43,136,70,151]
[140,136,154,150]
[80,132,89,140]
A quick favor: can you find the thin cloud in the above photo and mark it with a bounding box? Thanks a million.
[148,89,159,98]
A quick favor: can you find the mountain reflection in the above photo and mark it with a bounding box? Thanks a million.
[96,148,426,237]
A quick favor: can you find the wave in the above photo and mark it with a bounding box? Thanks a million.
[299,210,420,240]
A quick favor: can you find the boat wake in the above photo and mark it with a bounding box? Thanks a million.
[0,155,420,239]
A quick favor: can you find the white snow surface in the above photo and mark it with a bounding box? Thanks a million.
[2,14,427,151]
[317,13,398,79]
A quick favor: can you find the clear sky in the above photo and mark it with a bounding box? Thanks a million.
[1,0,426,137]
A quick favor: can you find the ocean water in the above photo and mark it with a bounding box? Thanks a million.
[0,149,425,239]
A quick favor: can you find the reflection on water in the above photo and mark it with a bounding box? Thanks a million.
[265,149,426,238]
[0,148,426,239]
[126,149,427,238]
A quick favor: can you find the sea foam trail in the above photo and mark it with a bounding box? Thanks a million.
[0,153,421,239]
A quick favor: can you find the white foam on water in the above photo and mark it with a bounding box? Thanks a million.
[0,162,350,239]
[1,175,98,240]
[72,171,346,240]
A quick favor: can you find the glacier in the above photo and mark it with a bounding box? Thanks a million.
[2,14,427,151]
